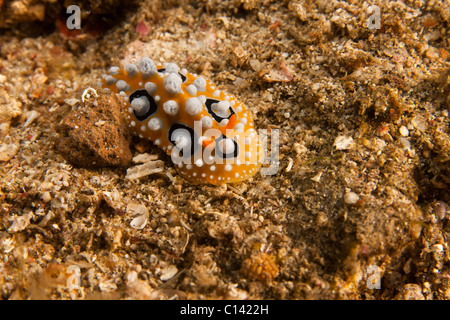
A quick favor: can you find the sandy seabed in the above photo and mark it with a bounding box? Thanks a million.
[0,0,449,300]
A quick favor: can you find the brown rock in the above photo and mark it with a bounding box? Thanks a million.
[56,91,132,167]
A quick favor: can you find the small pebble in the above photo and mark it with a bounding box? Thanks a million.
[41,191,51,203]
[0,142,20,162]
[411,116,427,132]
[333,136,354,150]
[398,137,411,149]
[344,192,360,204]
[399,125,409,136]
[159,265,178,281]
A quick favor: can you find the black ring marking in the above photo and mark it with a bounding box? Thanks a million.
[129,89,158,121]
[205,98,236,123]
[215,134,239,159]
[168,123,198,158]
[157,68,187,82]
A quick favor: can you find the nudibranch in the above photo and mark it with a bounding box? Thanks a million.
[102,57,263,185]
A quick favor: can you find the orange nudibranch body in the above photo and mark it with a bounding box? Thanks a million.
[102,58,262,185]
